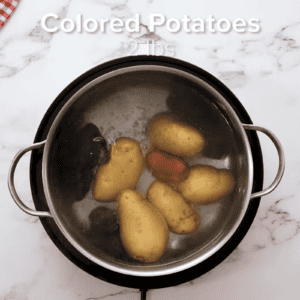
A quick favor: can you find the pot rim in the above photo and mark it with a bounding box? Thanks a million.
[42,64,253,277]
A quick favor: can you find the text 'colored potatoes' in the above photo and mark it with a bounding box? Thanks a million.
[117,189,169,262]
[177,165,235,203]
[145,149,190,183]
[147,115,205,157]
[93,137,144,201]
[147,180,199,234]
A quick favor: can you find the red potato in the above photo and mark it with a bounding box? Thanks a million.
[145,149,190,183]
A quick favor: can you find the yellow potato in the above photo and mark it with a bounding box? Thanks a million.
[147,116,205,157]
[93,137,144,201]
[117,189,169,262]
[177,165,235,203]
[147,180,199,234]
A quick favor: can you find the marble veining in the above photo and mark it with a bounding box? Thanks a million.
[2,19,300,83]
[259,195,300,245]
[85,289,140,300]
[1,0,300,299]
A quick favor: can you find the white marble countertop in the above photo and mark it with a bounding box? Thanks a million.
[1,0,300,299]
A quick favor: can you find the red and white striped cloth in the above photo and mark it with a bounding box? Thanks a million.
[0,0,20,29]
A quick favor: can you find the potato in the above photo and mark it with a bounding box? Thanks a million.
[147,180,199,234]
[93,137,144,201]
[177,165,235,203]
[117,189,169,262]
[145,148,190,183]
[147,115,205,157]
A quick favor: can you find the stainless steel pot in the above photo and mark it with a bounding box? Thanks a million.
[8,57,284,279]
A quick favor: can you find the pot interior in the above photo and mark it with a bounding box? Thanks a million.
[45,66,251,276]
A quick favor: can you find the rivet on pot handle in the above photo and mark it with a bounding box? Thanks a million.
[8,140,52,218]
[243,124,285,200]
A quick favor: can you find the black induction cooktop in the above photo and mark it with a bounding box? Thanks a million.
[29,56,263,291]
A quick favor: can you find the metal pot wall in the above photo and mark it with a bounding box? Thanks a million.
[8,56,284,291]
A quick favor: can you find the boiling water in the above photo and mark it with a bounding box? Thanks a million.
[56,69,240,265]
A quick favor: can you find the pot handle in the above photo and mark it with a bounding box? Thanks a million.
[243,124,285,200]
[8,140,52,218]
